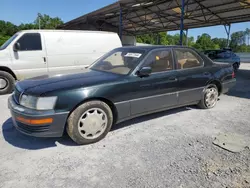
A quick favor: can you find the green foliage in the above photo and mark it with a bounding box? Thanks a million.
[136,28,250,52]
[136,32,194,46]
[212,38,227,49]
[193,33,216,50]
[0,13,64,46]
[0,20,18,36]
[0,35,11,46]
[34,14,63,29]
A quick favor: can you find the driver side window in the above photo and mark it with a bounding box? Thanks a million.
[143,49,173,73]
[17,33,42,51]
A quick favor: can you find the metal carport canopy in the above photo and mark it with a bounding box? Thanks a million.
[60,0,250,36]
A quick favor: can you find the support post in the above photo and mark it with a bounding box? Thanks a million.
[38,13,42,30]
[119,5,123,40]
[224,24,231,48]
[157,33,160,45]
[179,0,185,45]
[186,29,189,46]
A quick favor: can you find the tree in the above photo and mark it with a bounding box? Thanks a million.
[0,20,18,36]
[0,35,11,46]
[212,38,227,49]
[18,23,36,30]
[0,14,64,46]
[192,33,217,50]
[245,28,250,45]
[34,13,63,29]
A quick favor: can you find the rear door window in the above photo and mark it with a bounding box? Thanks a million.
[17,33,42,51]
[174,48,203,70]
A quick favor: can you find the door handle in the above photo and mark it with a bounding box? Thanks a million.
[43,57,47,63]
[169,77,178,81]
[203,72,210,76]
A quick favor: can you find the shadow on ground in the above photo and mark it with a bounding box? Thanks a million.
[226,69,250,99]
[2,118,77,150]
[2,107,191,150]
[112,106,191,131]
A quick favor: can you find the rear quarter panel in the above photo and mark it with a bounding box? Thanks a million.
[211,63,234,83]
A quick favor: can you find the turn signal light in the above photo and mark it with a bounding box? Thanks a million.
[16,116,53,125]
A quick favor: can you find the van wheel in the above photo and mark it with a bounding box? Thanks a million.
[198,84,219,109]
[66,100,113,145]
[0,71,15,95]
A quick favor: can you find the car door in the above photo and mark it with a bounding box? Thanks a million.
[214,50,232,63]
[128,48,179,115]
[173,48,212,105]
[10,32,48,79]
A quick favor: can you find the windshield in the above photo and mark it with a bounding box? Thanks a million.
[0,33,19,50]
[90,48,146,75]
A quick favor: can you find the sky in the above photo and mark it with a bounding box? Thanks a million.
[1,0,250,40]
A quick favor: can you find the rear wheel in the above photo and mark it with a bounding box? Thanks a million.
[198,84,219,109]
[66,100,113,145]
[233,63,239,72]
[0,71,15,95]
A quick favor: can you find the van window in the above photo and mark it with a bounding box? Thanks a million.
[17,33,42,51]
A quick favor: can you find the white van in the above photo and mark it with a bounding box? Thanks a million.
[0,30,122,94]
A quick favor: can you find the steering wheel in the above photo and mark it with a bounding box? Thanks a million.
[99,61,113,70]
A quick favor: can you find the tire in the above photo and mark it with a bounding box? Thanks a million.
[233,63,239,72]
[66,100,113,145]
[0,71,15,95]
[198,84,219,109]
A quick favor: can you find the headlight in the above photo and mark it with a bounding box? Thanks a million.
[20,95,57,110]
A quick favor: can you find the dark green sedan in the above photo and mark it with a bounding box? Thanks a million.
[8,46,236,145]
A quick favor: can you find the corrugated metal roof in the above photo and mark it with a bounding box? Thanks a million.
[59,0,250,35]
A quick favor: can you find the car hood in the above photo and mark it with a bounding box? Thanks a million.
[16,69,123,95]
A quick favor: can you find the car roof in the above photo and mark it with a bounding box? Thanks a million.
[117,45,196,51]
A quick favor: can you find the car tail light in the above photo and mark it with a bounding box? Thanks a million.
[232,71,235,78]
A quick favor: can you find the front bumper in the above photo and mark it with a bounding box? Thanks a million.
[221,78,236,94]
[8,96,69,137]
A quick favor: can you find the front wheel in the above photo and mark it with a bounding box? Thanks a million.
[66,100,113,145]
[0,71,15,95]
[198,84,219,109]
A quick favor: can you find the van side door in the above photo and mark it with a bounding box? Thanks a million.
[10,33,48,80]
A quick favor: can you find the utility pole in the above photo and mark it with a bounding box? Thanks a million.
[38,13,42,30]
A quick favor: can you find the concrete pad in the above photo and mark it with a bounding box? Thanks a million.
[213,133,249,153]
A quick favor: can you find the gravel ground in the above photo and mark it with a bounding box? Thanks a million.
[0,64,250,188]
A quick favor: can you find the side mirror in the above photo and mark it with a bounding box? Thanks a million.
[13,42,20,52]
[137,67,152,77]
